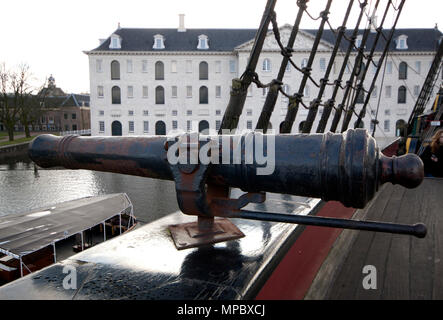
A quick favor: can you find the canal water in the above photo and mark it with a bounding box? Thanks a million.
[0,155,179,224]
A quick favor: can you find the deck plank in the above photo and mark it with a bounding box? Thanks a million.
[324,179,443,300]
[326,184,396,299]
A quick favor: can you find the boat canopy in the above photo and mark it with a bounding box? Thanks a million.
[0,193,133,259]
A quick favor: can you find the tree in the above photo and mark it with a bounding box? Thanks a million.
[0,63,21,141]
[0,63,47,141]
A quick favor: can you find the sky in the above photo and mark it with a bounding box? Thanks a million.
[1,0,442,94]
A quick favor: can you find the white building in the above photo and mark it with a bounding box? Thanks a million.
[84,17,442,138]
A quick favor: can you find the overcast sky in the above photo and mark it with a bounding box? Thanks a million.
[1,0,441,94]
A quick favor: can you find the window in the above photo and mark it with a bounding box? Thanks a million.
[142,60,148,73]
[385,109,391,116]
[319,58,326,72]
[386,61,393,74]
[143,121,149,133]
[215,110,221,116]
[155,86,165,104]
[286,63,291,72]
[385,85,392,98]
[129,121,134,133]
[99,121,105,133]
[396,35,408,50]
[282,84,290,97]
[99,110,104,116]
[97,86,104,98]
[172,120,178,130]
[246,109,252,116]
[186,86,192,98]
[301,58,308,69]
[215,61,221,73]
[262,87,269,97]
[398,86,407,104]
[414,85,420,97]
[262,58,271,72]
[247,85,253,97]
[109,34,121,49]
[127,60,133,73]
[229,60,236,73]
[186,60,192,73]
[384,120,390,132]
[199,61,209,80]
[399,62,408,80]
[216,120,221,131]
[143,86,148,98]
[64,113,68,120]
[247,121,252,130]
[187,120,192,131]
[112,87,121,104]
[111,60,120,80]
[143,110,149,116]
[127,86,133,98]
[153,34,165,49]
[187,110,192,116]
[155,61,164,80]
[172,110,178,116]
[128,110,134,116]
[216,86,221,98]
[72,124,77,131]
[172,86,178,98]
[356,35,363,48]
[303,85,310,98]
[414,61,421,74]
[356,90,364,104]
[197,35,209,50]
[171,61,177,73]
[371,86,377,98]
[96,59,103,73]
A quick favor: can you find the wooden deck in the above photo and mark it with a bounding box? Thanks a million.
[306,178,443,300]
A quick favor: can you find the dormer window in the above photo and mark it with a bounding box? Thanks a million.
[153,34,165,50]
[396,35,408,50]
[197,35,209,50]
[109,34,122,49]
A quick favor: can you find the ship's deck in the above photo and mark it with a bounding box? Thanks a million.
[306,177,443,300]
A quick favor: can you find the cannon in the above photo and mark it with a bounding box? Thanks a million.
[29,129,426,249]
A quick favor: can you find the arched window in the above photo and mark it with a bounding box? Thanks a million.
[354,120,364,128]
[396,119,406,137]
[111,86,121,104]
[199,61,208,80]
[155,121,166,135]
[155,86,165,104]
[111,121,122,136]
[111,60,120,80]
[299,121,306,132]
[199,120,209,134]
[263,58,271,72]
[398,86,407,104]
[356,90,365,104]
[399,62,408,80]
[155,61,164,80]
[199,86,208,104]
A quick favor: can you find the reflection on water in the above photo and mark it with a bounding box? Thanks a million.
[0,156,179,224]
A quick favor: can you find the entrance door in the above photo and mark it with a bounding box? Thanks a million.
[111,121,122,136]
[155,121,166,135]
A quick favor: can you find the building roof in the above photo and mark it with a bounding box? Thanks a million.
[89,27,442,53]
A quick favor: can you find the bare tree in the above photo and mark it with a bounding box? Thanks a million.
[0,63,47,141]
[0,63,21,141]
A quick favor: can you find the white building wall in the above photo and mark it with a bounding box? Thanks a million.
[88,41,438,139]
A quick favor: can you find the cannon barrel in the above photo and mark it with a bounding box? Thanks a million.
[28,129,423,209]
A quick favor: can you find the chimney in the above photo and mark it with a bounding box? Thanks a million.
[178,14,186,32]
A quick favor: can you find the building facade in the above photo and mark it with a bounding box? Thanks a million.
[85,20,442,138]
